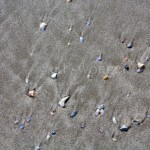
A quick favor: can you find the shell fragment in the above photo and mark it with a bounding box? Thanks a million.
[120,125,128,132]
[40,22,47,31]
[137,62,145,69]
[51,73,57,79]
[58,96,69,108]
[112,117,117,124]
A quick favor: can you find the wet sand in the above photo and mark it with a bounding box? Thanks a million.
[0,0,150,150]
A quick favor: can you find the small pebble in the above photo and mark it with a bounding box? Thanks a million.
[146,114,150,119]
[103,75,109,80]
[51,130,56,135]
[70,111,78,118]
[96,56,102,61]
[100,109,105,116]
[80,36,84,43]
[14,119,20,125]
[59,96,69,108]
[46,133,51,140]
[28,89,36,98]
[86,17,92,27]
[127,42,133,49]
[136,68,143,73]
[25,78,29,84]
[20,123,25,129]
[66,0,72,2]
[124,64,129,70]
[51,73,57,79]
[146,56,149,61]
[27,116,31,123]
[120,125,128,132]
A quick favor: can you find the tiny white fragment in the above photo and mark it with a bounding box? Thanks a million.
[46,132,51,141]
[112,117,117,124]
[40,22,47,31]
[58,96,69,108]
[51,73,57,79]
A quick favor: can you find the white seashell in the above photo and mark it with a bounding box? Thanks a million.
[137,62,145,69]
[97,104,105,110]
[46,132,51,140]
[120,125,128,131]
[112,117,117,124]
[40,22,47,31]
[51,73,57,79]
[35,145,40,150]
[59,96,69,108]
[25,78,29,84]
[95,109,100,116]
[100,109,105,116]
[112,137,117,142]
[80,36,84,43]
[14,119,20,125]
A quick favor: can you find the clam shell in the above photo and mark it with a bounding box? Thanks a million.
[59,96,69,108]
[40,22,47,31]
[103,75,109,80]
[137,62,145,69]
[51,73,57,79]
[112,117,117,124]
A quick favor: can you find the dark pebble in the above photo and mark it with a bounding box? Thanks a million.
[51,130,56,135]
[70,111,78,118]
[124,64,129,70]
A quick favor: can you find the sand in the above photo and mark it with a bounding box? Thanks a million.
[0,0,150,150]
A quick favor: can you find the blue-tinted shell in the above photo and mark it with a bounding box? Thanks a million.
[20,123,25,129]
[70,111,78,118]
[136,68,143,73]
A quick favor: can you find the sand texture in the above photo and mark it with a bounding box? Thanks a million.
[0,0,150,150]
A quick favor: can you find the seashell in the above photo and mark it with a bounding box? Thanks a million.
[100,109,105,116]
[40,22,47,31]
[70,111,78,118]
[95,109,100,116]
[112,117,117,124]
[28,89,36,98]
[97,104,105,110]
[35,145,40,150]
[27,116,31,123]
[14,118,20,125]
[96,56,102,61]
[124,64,129,70]
[86,17,92,27]
[20,123,25,129]
[46,132,51,140]
[146,56,149,61]
[120,125,128,132]
[59,96,69,108]
[127,42,133,49]
[87,74,91,79]
[80,36,84,43]
[51,130,56,135]
[136,68,143,73]
[103,75,109,80]
[51,73,57,79]
[25,78,29,84]
[66,0,72,2]
[50,111,55,116]
[137,62,145,69]
[146,114,150,119]
[112,137,117,142]
[67,42,71,46]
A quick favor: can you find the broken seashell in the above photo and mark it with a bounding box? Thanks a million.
[67,42,71,46]
[127,42,133,49]
[86,17,92,27]
[111,132,117,142]
[80,36,84,43]
[58,96,69,108]
[112,117,117,124]
[103,75,109,80]
[51,130,56,135]
[100,109,105,116]
[137,62,145,69]
[95,109,100,116]
[120,125,128,132]
[40,22,47,31]
[20,123,25,129]
[46,132,51,140]
[35,145,40,150]
[51,73,57,79]
[70,111,78,118]
[146,56,149,61]
[97,104,105,110]
[28,89,36,98]
[25,78,29,84]
[66,0,72,2]
[96,56,102,61]
[136,68,144,73]
[14,119,20,125]
[50,111,55,116]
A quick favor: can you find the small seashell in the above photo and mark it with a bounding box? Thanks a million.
[136,68,143,73]
[137,62,145,69]
[100,109,105,116]
[70,111,78,118]
[40,22,47,31]
[124,57,128,62]
[67,42,71,46]
[80,36,84,43]
[127,42,133,49]
[50,111,55,116]
[59,96,69,108]
[112,117,117,124]
[51,73,57,79]
[25,78,29,84]
[112,137,117,142]
[86,17,92,27]
[51,130,56,135]
[46,132,51,140]
[96,56,102,61]
[35,145,40,150]
[103,75,109,80]
[120,125,128,132]
[121,37,126,43]
[146,56,149,61]
[146,114,150,119]
[28,89,36,98]
[95,109,100,116]
[124,64,129,70]
[14,119,20,125]
[97,104,105,110]
[66,0,72,2]
[87,74,91,79]
[20,123,25,129]
[27,116,31,123]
